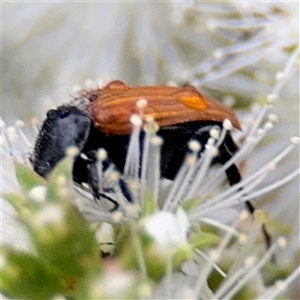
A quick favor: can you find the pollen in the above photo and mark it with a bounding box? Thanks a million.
[290,136,300,144]
[150,136,163,146]
[130,114,143,126]
[186,154,197,166]
[277,237,287,248]
[267,162,276,171]
[97,148,108,161]
[66,146,79,158]
[267,93,278,103]
[145,115,155,123]
[188,140,201,153]
[223,119,232,131]
[109,171,120,182]
[136,98,148,109]
[213,48,224,59]
[143,121,159,134]
[209,127,220,139]
[253,210,270,224]
[239,210,250,221]
[263,121,274,131]
[238,233,248,245]
[31,117,40,127]
[244,256,256,269]
[208,249,220,261]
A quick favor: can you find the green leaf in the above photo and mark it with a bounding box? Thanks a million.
[14,162,45,191]
[173,245,193,268]
[1,200,101,298]
[3,169,102,299]
[1,247,64,299]
[3,193,29,213]
[3,192,40,223]
[190,229,220,249]
[46,157,74,202]
[29,202,100,280]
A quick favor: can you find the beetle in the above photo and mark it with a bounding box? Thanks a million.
[30,80,270,246]
[31,80,242,194]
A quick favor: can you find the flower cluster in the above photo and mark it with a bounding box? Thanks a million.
[1,58,299,297]
[1,2,299,299]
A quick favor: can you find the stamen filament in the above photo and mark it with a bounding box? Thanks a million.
[194,214,245,296]
[242,167,300,200]
[257,266,300,300]
[201,141,297,211]
[146,137,162,203]
[220,240,283,299]
[124,115,142,180]
[195,249,227,278]
[186,145,217,199]
[162,155,194,211]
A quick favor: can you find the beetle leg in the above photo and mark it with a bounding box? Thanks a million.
[88,159,121,211]
[192,129,272,250]
[73,152,119,210]
[221,137,272,250]
[119,178,134,203]
[244,201,272,249]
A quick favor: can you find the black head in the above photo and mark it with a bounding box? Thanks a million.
[30,105,91,178]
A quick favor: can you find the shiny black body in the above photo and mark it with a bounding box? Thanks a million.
[72,120,241,185]
[31,105,241,198]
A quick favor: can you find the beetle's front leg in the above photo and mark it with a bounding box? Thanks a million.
[87,158,120,210]
[73,152,119,210]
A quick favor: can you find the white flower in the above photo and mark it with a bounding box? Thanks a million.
[33,204,64,227]
[90,268,135,299]
[2,2,299,299]
[28,185,47,203]
[144,207,189,253]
